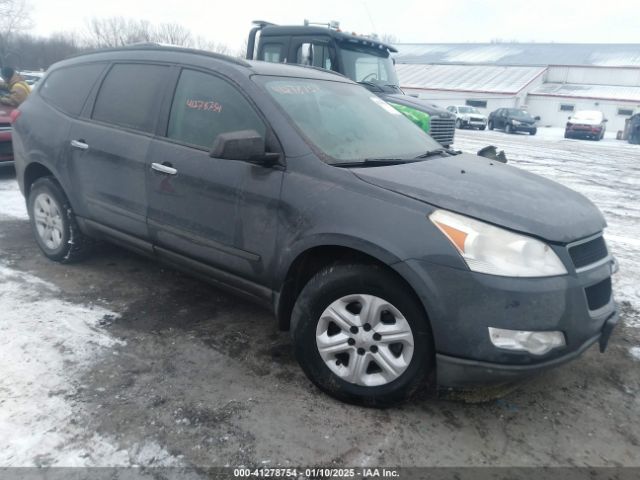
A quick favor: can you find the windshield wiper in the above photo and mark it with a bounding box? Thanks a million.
[415,148,451,158]
[335,158,418,168]
[357,81,384,92]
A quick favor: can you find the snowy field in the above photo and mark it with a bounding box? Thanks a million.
[0,127,639,469]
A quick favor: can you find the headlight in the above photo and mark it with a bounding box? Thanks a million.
[512,119,522,126]
[429,210,567,277]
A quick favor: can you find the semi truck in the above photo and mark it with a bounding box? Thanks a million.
[246,20,457,147]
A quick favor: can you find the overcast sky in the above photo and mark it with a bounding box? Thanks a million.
[29,0,637,50]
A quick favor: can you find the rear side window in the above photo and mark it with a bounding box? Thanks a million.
[39,63,106,116]
[167,69,265,150]
[92,63,169,133]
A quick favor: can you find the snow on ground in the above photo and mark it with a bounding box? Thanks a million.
[0,180,179,466]
[630,347,640,361]
[453,127,640,325]
[0,177,28,220]
[0,262,179,467]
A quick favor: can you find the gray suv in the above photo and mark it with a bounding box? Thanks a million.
[12,46,618,406]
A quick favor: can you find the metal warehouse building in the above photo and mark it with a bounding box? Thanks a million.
[393,43,640,133]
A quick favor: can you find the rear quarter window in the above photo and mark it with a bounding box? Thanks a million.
[39,63,107,116]
[92,63,169,133]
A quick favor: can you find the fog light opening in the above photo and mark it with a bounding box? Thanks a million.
[488,327,566,356]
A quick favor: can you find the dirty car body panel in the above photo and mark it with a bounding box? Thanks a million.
[12,46,617,396]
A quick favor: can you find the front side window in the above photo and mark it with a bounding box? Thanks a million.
[92,63,169,132]
[167,69,265,150]
[40,63,106,116]
[296,43,333,70]
[258,76,440,164]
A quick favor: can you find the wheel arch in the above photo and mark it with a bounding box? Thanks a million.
[274,237,427,333]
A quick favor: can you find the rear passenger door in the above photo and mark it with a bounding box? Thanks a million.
[69,63,171,239]
[145,68,284,289]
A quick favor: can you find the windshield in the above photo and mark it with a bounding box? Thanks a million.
[338,44,399,87]
[458,106,480,114]
[506,108,533,119]
[257,76,441,164]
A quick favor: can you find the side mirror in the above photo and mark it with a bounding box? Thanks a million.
[603,118,608,123]
[477,145,507,163]
[210,130,279,166]
[534,116,541,121]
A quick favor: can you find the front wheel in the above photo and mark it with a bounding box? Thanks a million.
[479,126,486,131]
[291,264,434,406]
[530,128,537,136]
[488,120,494,130]
[28,177,92,263]
[505,123,513,134]
[455,119,463,129]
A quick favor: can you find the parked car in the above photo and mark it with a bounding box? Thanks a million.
[0,104,15,166]
[488,108,539,135]
[565,110,607,141]
[447,105,487,130]
[12,46,618,406]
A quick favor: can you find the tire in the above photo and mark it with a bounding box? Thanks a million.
[455,119,462,129]
[291,263,435,407]
[505,123,513,134]
[530,128,537,136]
[488,120,494,130]
[28,176,92,263]
[479,126,486,131]
[564,131,570,139]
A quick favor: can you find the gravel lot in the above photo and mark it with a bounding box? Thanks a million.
[0,127,639,470]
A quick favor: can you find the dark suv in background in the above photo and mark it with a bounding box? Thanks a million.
[488,108,539,135]
[12,46,618,406]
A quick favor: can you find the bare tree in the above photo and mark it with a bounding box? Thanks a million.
[379,33,398,45]
[86,17,154,48]
[0,0,34,64]
[193,35,230,55]
[155,23,193,47]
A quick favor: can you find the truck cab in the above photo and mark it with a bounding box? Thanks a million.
[247,21,456,147]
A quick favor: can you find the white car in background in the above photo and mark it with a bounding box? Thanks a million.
[447,105,488,130]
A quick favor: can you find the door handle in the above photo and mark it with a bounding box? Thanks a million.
[151,162,177,175]
[70,139,89,150]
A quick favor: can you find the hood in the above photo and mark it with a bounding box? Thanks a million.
[352,154,605,243]
[377,93,455,118]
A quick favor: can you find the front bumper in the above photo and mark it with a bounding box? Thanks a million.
[437,310,618,387]
[512,123,536,132]
[394,254,617,388]
[460,118,487,128]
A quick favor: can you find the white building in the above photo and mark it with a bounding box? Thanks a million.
[393,43,640,133]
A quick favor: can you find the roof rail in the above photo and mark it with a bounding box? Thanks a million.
[68,43,251,67]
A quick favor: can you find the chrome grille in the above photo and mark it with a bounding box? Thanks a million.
[430,117,456,147]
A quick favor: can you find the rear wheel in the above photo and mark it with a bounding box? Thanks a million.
[291,263,434,406]
[28,177,92,263]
